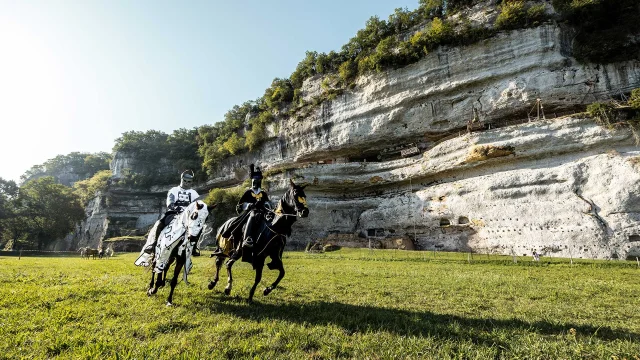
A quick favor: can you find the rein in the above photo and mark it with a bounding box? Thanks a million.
[265,209,298,218]
[266,191,301,218]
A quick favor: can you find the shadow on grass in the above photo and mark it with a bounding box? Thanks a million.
[191,295,639,347]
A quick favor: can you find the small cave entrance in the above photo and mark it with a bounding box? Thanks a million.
[629,235,640,242]
[439,218,451,227]
[458,216,470,225]
[367,228,386,237]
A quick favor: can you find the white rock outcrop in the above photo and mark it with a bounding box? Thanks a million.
[205,24,639,259]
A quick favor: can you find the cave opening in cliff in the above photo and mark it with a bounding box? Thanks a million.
[439,219,450,227]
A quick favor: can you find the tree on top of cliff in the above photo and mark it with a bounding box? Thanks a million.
[113,128,203,188]
[20,152,111,187]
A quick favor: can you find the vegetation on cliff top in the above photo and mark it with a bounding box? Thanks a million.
[20,152,111,186]
[196,0,561,175]
[108,0,638,182]
[112,128,203,188]
[72,170,112,204]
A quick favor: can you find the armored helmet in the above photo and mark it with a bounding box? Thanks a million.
[249,164,263,180]
[181,170,195,181]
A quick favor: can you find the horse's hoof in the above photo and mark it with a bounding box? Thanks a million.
[208,281,217,290]
[224,288,231,296]
[147,288,155,296]
[263,287,272,296]
[166,302,173,307]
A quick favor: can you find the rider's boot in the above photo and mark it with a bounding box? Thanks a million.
[143,221,165,254]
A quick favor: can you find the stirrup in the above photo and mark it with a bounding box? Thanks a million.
[243,238,254,248]
[143,246,155,254]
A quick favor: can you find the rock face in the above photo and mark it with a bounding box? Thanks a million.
[203,24,640,259]
[58,189,166,251]
[273,117,640,259]
[70,24,640,259]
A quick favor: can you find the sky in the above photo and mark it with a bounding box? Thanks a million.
[0,0,419,183]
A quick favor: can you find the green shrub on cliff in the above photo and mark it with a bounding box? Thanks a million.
[495,1,549,30]
[338,59,357,85]
[73,170,112,204]
[198,102,258,175]
[629,89,640,110]
[587,102,617,128]
[495,1,526,30]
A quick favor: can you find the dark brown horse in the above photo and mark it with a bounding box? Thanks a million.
[208,179,309,302]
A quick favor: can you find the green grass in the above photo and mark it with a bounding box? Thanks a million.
[1,249,639,359]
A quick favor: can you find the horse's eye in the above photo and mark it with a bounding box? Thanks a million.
[190,212,198,220]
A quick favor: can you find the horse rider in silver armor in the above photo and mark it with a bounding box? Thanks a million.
[143,170,199,254]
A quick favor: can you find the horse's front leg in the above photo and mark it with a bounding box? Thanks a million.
[147,268,158,296]
[264,260,285,297]
[167,256,184,306]
[208,256,224,290]
[224,258,236,296]
[248,260,264,303]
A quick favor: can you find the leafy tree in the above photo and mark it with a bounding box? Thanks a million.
[73,170,112,204]
[290,51,319,89]
[20,152,111,186]
[0,178,19,245]
[495,1,527,30]
[420,0,445,17]
[338,59,357,85]
[8,177,84,250]
[388,7,416,33]
[264,78,294,110]
[114,128,204,187]
[221,133,245,156]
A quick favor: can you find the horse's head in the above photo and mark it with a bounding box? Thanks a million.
[185,200,216,241]
[285,179,309,218]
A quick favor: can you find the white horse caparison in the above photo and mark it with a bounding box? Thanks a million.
[137,200,215,306]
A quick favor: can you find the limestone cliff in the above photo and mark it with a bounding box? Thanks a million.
[71,23,640,259]
[204,24,639,259]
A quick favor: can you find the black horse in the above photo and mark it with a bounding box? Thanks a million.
[209,179,309,302]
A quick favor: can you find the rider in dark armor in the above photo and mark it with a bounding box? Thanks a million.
[143,170,199,254]
[238,164,271,248]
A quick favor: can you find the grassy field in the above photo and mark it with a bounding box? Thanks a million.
[0,249,639,359]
